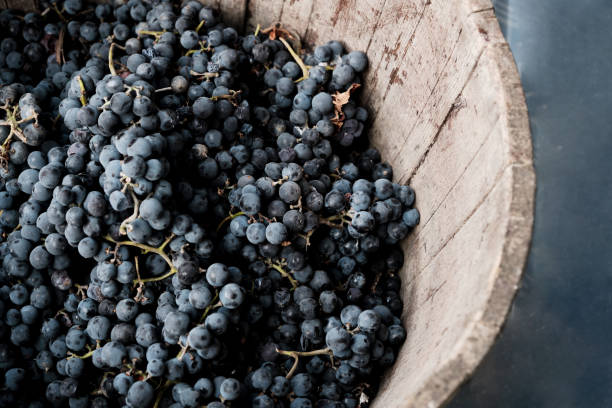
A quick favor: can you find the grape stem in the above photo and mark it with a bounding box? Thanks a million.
[195,19,206,33]
[210,89,242,106]
[198,292,220,323]
[185,41,213,56]
[68,349,95,359]
[278,37,308,81]
[0,103,38,168]
[76,75,87,106]
[124,85,143,97]
[320,210,353,228]
[74,283,88,299]
[189,70,219,81]
[276,347,333,379]
[133,256,146,303]
[153,380,176,408]
[261,23,295,41]
[265,260,298,289]
[216,211,246,232]
[175,294,221,359]
[118,187,140,235]
[138,30,166,40]
[272,176,289,186]
[176,339,189,360]
[68,342,102,360]
[108,43,117,76]
[55,28,65,64]
[298,229,315,248]
[52,3,67,22]
[290,196,303,210]
[103,235,177,282]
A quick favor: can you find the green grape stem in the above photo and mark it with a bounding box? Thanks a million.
[103,235,177,283]
[279,37,309,81]
[216,211,246,232]
[265,260,298,289]
[276,347,333,378]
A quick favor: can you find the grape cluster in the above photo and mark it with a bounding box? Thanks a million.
[0,1,420,407]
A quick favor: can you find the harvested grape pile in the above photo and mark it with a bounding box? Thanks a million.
[0,1,420,407]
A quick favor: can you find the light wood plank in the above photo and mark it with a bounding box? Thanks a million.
[300,0,386,51]
[374,164,514,407]
[377,9,507,179]
[244,0,284,33]
[361,0,429,111]
[277,0,315,40]
[217,0,247,31]
[401,44,511,279]
[6,0,37,10]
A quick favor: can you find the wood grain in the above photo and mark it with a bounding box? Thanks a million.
[5,0,37,10]
[278,0,315,40]
[217,0,247,31]
[245,0,284,33]
[374,164,521,407]
[304,0,387,50]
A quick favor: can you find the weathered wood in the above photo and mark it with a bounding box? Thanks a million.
[360,0,429,111]
[303,0,387,51]
[404,44,511,275]
[375,164,533,407]
[240,1,533,407]
[5,0,37,10]
[369,40,534,408]
[245,0,284,34]
[277,0,315,40]
[212,0,247,32]
[387,8,507,181]
[369,4,505,172]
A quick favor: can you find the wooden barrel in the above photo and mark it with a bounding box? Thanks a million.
[2,0,535,406]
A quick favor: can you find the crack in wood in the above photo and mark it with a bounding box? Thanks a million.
[404,163,525,289]
[388,24,467,170]
[410,112,501,237]
[364,0,389,54]
[370,1,430,118]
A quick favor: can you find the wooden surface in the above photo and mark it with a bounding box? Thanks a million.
[4,0,37,10]
[1,0,535,406]
[241,1,534,406]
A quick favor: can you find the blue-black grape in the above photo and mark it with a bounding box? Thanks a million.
[0,3,418,406]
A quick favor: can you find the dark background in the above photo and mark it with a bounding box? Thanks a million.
[448,1,612,407]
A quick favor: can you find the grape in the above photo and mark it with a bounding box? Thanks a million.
[351,210,375,232]
[206,263,229,287]
[116,299,139,322]
[0,4,417,406]
[113,373,134,396]
[219,283,244,309]
[185,326,210,350]
[347,50,368,72]
[219,377,241,401]
[312,92,333,114]
[86,315,111,340]
[126,381,154,408]
[402,208,420,227]
[332,64,355,87]
[147,358,166,377]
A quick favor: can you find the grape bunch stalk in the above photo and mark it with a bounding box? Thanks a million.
[0,1,420,407]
